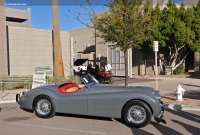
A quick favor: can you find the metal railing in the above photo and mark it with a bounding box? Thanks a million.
[0,75,33,92]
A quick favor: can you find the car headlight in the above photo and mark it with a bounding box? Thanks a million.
[20,93,31,101]
[152,90,161,100]
[21,97,26,101]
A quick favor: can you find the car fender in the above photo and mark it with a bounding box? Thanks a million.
[120,91,162,117]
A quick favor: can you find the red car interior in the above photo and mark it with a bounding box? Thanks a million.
[58,83,83,94]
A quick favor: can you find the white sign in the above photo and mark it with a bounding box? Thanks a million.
[153,41,159,52]
[32,73,46,89]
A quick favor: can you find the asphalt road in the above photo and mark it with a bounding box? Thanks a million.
[0,103,199,135]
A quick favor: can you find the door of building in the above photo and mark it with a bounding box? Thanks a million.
[108,46,132,77]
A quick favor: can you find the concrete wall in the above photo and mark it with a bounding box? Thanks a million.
[96,37,109,60]
[6,8,31,27]
[70,27,95,54]
[8,26,70,76]
[132,48,159,75]
[0,0,8,75]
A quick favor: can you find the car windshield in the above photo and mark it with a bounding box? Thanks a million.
[81,74,99,88]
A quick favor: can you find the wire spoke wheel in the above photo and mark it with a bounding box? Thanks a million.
[34,95,55,118]
[36,99,51,115]
[127,105,146,124]
[123,100,152,128]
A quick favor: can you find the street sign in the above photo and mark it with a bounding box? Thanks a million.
[153,41,159,52]
[153,41,158,90]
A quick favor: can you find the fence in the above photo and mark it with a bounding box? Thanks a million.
[0,75,33,92]
[0,75,82,92]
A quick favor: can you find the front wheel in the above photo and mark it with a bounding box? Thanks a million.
[34,95,55,118]
[123,100,152,128]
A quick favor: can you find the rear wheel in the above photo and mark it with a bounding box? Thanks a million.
[99,78,103,83]
[109,77,113,84]
[34,95,55,118]
[123,100,152,128]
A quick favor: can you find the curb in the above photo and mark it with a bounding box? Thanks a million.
[164,104,200,111]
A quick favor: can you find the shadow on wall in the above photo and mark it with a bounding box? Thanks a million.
[132,48,155,75]
[83,45,96,54]
[96,56,107,69]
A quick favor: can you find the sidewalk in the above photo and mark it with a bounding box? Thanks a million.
[128,77,200,111]
[1,78,200,111]
[0,89,28,104]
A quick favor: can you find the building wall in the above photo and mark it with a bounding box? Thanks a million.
[8,26,70,76]
[5,7,31,27]
[0,0,8,75]
[132,48,160,75]
[70,27,95,54]
[96,37,109,60]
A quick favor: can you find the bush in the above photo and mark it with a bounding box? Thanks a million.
[0,76,32,90]
[47,76,67,84]
[47,75,81,85]
[66,75,81,84]
[173,65,185,75]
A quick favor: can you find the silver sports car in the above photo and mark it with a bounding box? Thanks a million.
[16,74,165,128]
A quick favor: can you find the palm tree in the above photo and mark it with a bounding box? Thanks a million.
[52,0,64,76]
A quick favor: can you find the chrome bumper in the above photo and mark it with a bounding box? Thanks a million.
[155,101,167,124]
[16,94,20,102]
[16,92,26,102]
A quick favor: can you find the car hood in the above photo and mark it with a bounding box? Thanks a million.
[90,84,154,93]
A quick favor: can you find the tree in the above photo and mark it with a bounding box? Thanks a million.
[52,0,64,76]
[91,0,151,86]
[144,0,198,73]
[192,0,200,52]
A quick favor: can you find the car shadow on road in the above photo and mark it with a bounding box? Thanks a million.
[150,121,183,135]
[115,118,184,135]
[114,118,154,135]
[172,119,200,134]
[56,113,112,121]
[166,109,200,124]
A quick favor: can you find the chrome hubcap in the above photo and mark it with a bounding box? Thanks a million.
[127,105,146,124]
[36,99,51,115]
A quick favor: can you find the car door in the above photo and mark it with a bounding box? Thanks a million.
[87,86,124,118]
[57,87,88,115]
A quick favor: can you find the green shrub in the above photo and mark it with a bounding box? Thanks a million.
[173,65,185,75]
[0,76,32,90]
[47,76,67,84]
[66,75,81,84]
[47,75,81,85]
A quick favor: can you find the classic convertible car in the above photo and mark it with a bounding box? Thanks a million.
[16,74,165,128]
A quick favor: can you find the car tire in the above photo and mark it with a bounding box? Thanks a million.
[123,100,152,128]
[34,95,55,118]
[99,78,103,83]
[109,77,113,84]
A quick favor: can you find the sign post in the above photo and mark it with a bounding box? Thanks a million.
[153,41,158,90]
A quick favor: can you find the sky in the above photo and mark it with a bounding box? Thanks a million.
[5,0,186,32]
